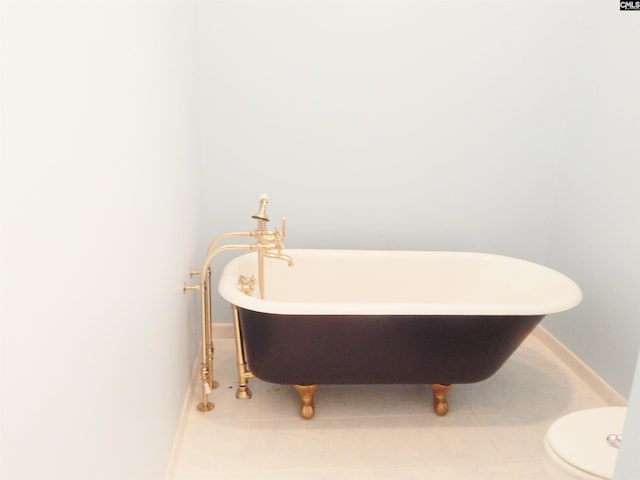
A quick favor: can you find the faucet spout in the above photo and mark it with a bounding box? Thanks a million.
[264,250,294,267]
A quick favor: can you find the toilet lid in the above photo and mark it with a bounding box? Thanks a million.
[546,407,627,479]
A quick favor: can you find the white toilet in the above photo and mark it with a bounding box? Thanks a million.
[544,407,627,480]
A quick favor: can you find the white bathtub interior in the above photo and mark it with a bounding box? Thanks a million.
[219,249,583,316]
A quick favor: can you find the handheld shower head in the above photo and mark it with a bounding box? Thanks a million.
[252,193,270,222]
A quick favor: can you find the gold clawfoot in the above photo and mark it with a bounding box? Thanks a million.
[430,384,454,416]
[293,385,318,420]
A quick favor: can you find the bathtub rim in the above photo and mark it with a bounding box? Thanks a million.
[218,249,583,316]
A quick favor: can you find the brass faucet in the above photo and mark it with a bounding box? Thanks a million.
[250,194,293,297]
[183,194,293,412]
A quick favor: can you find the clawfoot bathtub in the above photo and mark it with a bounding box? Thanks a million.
[219,249,582,419]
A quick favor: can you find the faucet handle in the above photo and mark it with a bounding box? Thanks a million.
[272,217,287,249]
[273,227,283,250]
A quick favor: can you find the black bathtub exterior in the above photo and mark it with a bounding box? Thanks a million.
[237,308,545,386]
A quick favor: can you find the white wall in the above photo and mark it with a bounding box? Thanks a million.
[197,0,581,321]
[1,1,639,478]
[545,1,640,398]
[615,352,640,479]
[198,0,640,396]
[543,6,640,471]
[196,0,640,454]
[0,2,200,479]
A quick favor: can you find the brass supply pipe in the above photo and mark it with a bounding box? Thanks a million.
[205,230,278,257]
[257,250,265,299]
[182,284,200,294]
[196,243,252,412]
[232,304,254,399]
[187,194,292,412]
[254,218,268,299]
[194,240,285,411]
[205,266,215,390]
[193,239,292,411]
[205,231,253,256]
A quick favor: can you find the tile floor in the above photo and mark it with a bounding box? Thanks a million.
[170,333,611,479]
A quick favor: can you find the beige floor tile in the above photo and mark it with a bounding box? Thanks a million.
[170,336,613,480]
[508,461,556,479]
[424,462,516,480]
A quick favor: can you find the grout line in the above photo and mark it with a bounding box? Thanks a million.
[532,325,628,406]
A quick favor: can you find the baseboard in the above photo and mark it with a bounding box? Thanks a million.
[533,326,628,407]
[213,322,235,338]
[164,354,200,480]
[165,325,232,478]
